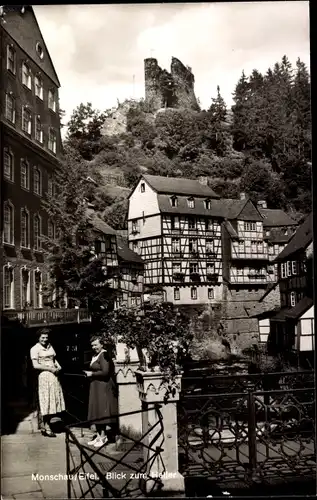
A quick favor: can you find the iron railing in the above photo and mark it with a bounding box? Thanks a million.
[2,308,91,327]
[65,406,165,498]
[178,371,315,489]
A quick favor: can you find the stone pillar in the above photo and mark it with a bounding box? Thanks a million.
[136,369,185,497]
[115,343,142,435]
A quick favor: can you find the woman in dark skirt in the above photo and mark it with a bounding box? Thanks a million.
[84,335,118,448]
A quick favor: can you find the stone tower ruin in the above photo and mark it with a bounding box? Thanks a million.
[144,57,199,112]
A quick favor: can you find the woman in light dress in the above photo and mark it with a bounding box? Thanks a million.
[30,328,65,437]
[84,335,118,448]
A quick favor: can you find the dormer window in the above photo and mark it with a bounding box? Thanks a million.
[140,182,145,192]
[188,197,195,209]
[170,196,178,208]
[22,62,32,89]
[205,199,211,210]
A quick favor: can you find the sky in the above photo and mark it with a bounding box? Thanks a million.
[34,1,310,128]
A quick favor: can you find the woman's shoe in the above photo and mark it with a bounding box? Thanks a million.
[41,429,56,437]
[93,436,108,448]
[87,435,98,446]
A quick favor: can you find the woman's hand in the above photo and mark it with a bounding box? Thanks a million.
[83,370,93,377]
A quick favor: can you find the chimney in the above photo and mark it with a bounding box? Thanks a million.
[257,200,267,209]
[198,176,208,186]
[240,192,246,200]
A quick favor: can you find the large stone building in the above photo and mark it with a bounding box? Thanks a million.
[144,57,199,112]
[1,5,62,315]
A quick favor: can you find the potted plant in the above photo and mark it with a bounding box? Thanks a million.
[102,302,193,401]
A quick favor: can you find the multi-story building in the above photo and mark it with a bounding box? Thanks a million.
[1,6,64,319]
[128,176,296,309]
[257,201,297,281]
[116,236,144,309]
[128,175,222,305]
[268,213,314,356]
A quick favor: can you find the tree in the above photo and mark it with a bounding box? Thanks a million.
[66,103,106,160]
[102,302,193,398]
[42,147,117,315]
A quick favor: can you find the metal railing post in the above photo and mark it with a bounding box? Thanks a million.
[247,390,257,482]
[66,432,71,499]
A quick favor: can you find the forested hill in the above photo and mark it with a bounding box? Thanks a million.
[64,56,311,229]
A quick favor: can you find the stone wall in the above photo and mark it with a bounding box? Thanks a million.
[144,57,199,112]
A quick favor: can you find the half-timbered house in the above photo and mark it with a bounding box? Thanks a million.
[268,213,314,356]
[116,236,144,309]
[128,175,223,304]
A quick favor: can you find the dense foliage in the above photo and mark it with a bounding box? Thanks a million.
[64,55,311,226]
[42,147,117,315]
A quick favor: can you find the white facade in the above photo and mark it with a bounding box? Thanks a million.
[295,305,314,351]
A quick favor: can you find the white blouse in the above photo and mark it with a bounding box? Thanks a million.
[30,343,56,369]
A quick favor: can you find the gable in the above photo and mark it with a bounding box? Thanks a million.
[3,6,60,87]
[237,200,263,221]
[128,178,159,219]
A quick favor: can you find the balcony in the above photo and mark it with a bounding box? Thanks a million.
[207,273,219,284]
[190,272,201,283]
[173,272,185,283]
[2,308,91,328]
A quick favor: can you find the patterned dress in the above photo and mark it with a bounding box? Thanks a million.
[30,343,65,417]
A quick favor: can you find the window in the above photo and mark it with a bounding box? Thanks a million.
[172,238,180,253]
[189,238,197,253]
[140,182,145,192]
[206,239,214,254]
[5,94,15,123]
[34,214,42,250]
[34,269,43,308]
[20,159,29,189]
[244,222,256,231]
[20,208,30,247]
[174,288,180,301]
[48,89,56,112]
[131,220,139,234]
[173,262,181,274]
[21,267,30,307]
[7,45,16,74]
[131,296,136,306]
[33,167,42,195]
[48,220,56,239]
[292,261,297,275]
[36,42,44,60]
[189,263,198,274]
[269,244,274,255]
[35,116,43,143]
[290,291,296,307]
[188,197,195,209]
[281,263,286,278]
[171,216,180,230]
[287,261,292,277]
[257,241,263,253]
[191,287,197,300]
[188,217,196,230]
[48,129,57,153]
[170,196,178,208]
[22,62,32,89]
[3,265,14,309]
[35,75,43,99]
[205,219,213,231]
[205,199,211,210]
[22,106,32,134]
[265,230,270,237]
[208,288,214,299]
[251,240,257,253]
[4,148,14,181]
[207,262,215,274]
[3,202,14,244]
[133,241,138,253]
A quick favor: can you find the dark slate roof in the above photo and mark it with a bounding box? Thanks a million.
[224,220,239,238]
[270,308,290,321]
[143,175,220,198]
[251,308,281,319]
[259,208,297,227]
[116,237,144,264]
[259,282,278,302]
[86,209,116,235]
[266,228,294,244]
[275,213,313,262]
[284,297,314,320]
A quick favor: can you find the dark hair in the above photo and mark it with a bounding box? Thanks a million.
[38,328,51,339]
[90,335,103,345]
